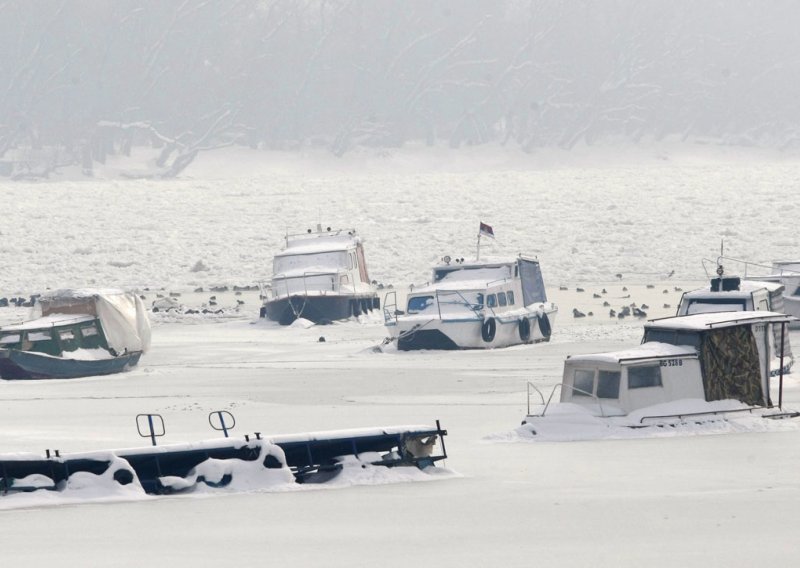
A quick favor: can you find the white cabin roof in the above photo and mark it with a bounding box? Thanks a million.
[682,279,784,299]
[1,314,96,332]
[276,238,356,257]
[646,311,794,331]
[566,342,697,365]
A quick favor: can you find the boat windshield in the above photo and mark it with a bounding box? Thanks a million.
[273,251,349,274]
[407,291,485,315]
[642,329,702,349]
[683,299,747,315]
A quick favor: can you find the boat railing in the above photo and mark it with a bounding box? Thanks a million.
[528,382,608,418]
[486,277,513,288]
[703,255,800,280]
[526,382,545,415]
[383,290,398,324]
[284,228,356,244]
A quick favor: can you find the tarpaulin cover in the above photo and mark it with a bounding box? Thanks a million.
[699,326,765,406]
[518,259,547,306]
[36,289,151,354]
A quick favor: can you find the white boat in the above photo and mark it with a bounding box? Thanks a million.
[750,260,800,329]
[260,227,379,325]
[691,253,800,329]
[384,255,558,350]
[677,276,793,373]
[520,311,796,439]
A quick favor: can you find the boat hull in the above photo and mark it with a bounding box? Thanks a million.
[261,294,379,325]
[393,308,557,351]
[0,349,142,380]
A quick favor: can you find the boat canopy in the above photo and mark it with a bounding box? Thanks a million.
[34,289,151,354]
[646,311,794,331]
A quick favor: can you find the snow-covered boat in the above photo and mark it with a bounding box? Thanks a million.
[689,253,800,329]
[749,260,800,329]
[677,276,793,373]
[384,255,557,350]
[260,227,379,325]
[0,289,150,380]
[0,418,448,499]
[519,311,797,439]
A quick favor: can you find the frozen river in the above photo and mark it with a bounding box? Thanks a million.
[1,152,800,567]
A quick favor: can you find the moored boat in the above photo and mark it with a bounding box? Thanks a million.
[519,311,797,439]
[0,289,150,380]
[385,254,557,350]
[260,227,379,325]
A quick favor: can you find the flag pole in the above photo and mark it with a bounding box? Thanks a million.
[476,231,481,261]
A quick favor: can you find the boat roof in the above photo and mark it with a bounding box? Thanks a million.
[1,314,96,332]
[682,279,784,299]
[276,232,359,257]
[433,257,518,270]
[566,342,697,365]
[646,310,794,331]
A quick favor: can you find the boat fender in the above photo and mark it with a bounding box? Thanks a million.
[537,312,552,339]
[481,317,497,343]
[518,317,531,341]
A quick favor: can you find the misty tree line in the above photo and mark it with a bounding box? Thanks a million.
[1,0,798,177]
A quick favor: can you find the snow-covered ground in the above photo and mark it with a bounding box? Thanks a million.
[1,150,800,566]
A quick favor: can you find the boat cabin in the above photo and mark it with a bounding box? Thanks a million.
[677,276,784,315]
[0,289,151,380]
[0,315,111,357]
[260,227,379,324]
[401,256,547,320]
[268,228,372,298]
[560,311,793,415]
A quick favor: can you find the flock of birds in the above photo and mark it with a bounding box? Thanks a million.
[564,285,685,319]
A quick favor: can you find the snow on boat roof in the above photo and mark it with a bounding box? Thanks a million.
[276,235,358,257]
[431,255,534,271]
[412,279,499,293]
[646,310,794,331]
[1,314,96,332]
[566,342,697,365]
[682,279,784,298]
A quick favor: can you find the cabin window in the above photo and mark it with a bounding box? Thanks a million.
[0,333,21,345]
[643,329,701,349]
[685,299,746,315]
[497,292,507,307]
[58,329,79,351]
[81,326,99,337]
[597,371,621,399]
[28,331,52,341]
[487,294,497,308]
[628,365,663,389]
[407,296,435,313]
[26,330,60,356]
[507,291,515,305]
[79,324,104,349]
[572,370,595,397]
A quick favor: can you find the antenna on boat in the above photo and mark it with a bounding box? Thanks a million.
[715,239,725,291]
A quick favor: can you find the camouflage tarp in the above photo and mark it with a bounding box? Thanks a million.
[699,326,766,406]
